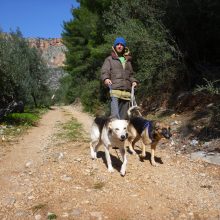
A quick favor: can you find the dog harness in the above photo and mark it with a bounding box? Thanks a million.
[130,117,153,139]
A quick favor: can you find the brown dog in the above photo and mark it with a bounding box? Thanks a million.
[127,107,172,166]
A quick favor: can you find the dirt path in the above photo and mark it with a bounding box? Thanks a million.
[0,106,219,220]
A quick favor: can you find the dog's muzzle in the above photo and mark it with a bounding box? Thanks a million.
[120,133,128,141]
[162,128,172,139]
[163,132,172,139]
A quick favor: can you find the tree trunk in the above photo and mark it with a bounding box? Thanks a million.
[31,94,38,108]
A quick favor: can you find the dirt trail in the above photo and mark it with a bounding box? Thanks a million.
[0,107,68,174]
[0,106,219,220]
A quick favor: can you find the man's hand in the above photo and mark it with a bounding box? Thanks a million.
[132,82,137,87]
[104,79,112,86]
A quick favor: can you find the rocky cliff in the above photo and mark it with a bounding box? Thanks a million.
[28,38,66,67]
[27,38,67,91]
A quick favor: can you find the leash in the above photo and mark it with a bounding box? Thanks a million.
[131,85,137,107]
[130,85,142,116]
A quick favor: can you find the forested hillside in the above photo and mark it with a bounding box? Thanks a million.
[61,0,219,113]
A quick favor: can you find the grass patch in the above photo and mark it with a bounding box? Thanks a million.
[5,113,39,126]
[145,112,172,122]
[31,203,47,214]
[93,181,105,190]
[4,107,48,126]
[47,212,57,219]
[57,117,89,142]
[25,107,48,115]
[1,107,48,139]
[1,124,28,137]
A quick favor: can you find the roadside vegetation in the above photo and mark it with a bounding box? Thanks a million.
[0,30,51,109]
[0,108,48,141]
[0,29,51,138]
[56,117,89,142]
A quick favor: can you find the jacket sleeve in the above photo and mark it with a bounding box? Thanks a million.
[101,57,111,82]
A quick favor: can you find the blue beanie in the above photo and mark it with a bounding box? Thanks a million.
[113,37,126,48]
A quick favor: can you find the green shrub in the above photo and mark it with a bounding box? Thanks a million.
[5,113,39,126]
[80,80,103,113]
[57,118,88,142]
[194,78,220,95]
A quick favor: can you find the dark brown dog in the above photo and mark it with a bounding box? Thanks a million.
[127,107,172,166]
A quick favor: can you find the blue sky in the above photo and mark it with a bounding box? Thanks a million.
[0,0,79,38]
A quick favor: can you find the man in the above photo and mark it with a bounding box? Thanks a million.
[101,37,138,119]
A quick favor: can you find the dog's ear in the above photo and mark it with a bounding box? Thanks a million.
[155,122,161,130]
[155,122,165,131]
[109,116,117,122]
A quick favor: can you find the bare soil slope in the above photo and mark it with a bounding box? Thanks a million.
[0,106,219,220]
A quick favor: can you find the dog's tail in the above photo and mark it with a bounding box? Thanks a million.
[127,106,142,117]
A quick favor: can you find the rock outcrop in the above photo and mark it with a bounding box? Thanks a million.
[27,38,67,91]
[28,38,66,67]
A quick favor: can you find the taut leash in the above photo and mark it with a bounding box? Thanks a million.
[131,85,137,107]
[130,85,142,116]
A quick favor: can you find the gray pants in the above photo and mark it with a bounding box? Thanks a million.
[111,97,129,120]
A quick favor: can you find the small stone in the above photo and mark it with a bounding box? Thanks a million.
[28,195,35,200]
[90,211,103,220]
[190,140,199,146]
[76,158,82,162]
[58,152,64,160]
[206,103,214,108]
[35,214,42,220]
[25,160,33,168]
[81,200,89,204]
[171,114,176,118]
[60,175,72,182]
[191,151,206,160]
[70,208,81,216]
[75,186,82,190]
[61,212,69,218]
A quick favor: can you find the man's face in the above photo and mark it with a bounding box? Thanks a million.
[115,43,124,54]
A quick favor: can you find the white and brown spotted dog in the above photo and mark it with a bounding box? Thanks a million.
[127,107,172,166]
[90,116,128,176]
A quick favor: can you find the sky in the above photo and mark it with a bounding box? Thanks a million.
[0,0,79,38]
